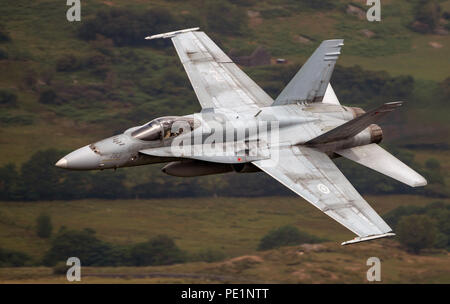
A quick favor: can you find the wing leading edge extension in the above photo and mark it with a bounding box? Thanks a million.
[146,28,274,110]
[252,145,394,245]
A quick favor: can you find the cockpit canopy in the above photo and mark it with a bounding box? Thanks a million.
[131,116,197,141]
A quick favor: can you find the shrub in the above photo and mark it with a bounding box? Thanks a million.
[0,89,18,106]
[425,158,440,170]
[0,48,7,59]
[205,0,248,35]
[0,247,30,267]
[0,26,11,43]
[36,214,52,238]
[38,89,58,105]
[257,225,323,251]
[129,235,186,266]
[397,215,438,253]
[56,54,81,72]
[78,8,179,46]
[43,228,119,266]
[412,0,441,33]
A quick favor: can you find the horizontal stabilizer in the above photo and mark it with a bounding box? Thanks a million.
[341,232,395,246]
[273,39,344,106]
[336,143,427,187]
[306,101,403,145]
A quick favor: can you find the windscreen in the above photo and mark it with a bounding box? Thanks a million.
[131,121,162,141]
[131,117,198,141]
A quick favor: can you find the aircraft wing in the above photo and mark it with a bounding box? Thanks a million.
[252,145,395,245]
[146,28,274,110]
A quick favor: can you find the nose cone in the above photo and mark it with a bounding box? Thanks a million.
[55,145,100,170]
[55,158,68,168]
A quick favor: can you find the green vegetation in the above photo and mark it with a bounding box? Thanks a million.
[257,225,323,251]
[43,227,122,266]
[410,0,443,33]
[0,247,30,267]
[1,145,446,201]
[0,89,18,107]
[0,149,128,201]
[37,227,184,267]
[129,235,186,266]
[38,89,58,105]
[385,201,450,251]
[1,195,447,265]
[0,196,449,283]
[205,0,248,35]
[258,225,323,250]
[78,8,186,46]
[36,214,52,239]
[397,215,438,253]
[0,24,11,43]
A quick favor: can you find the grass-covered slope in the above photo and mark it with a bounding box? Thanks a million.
[0,195,449,283]
[0,195,447,261]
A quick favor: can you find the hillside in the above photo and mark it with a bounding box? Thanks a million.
[1,241,449,284]
[0,196,448,257]
[0,196,449,283]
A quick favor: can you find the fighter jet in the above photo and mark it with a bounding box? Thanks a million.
[56,28,427,245]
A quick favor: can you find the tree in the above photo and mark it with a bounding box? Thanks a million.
[397,215,438,254]
[257,225,323,251]
[43,228,119,266]
[0,163,19,200]
[19,149,65,200]
[36,214,52,238]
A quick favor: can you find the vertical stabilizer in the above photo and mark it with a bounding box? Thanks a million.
[272,39,343,106]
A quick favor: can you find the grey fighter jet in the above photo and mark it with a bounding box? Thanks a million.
[56,28,427,245]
